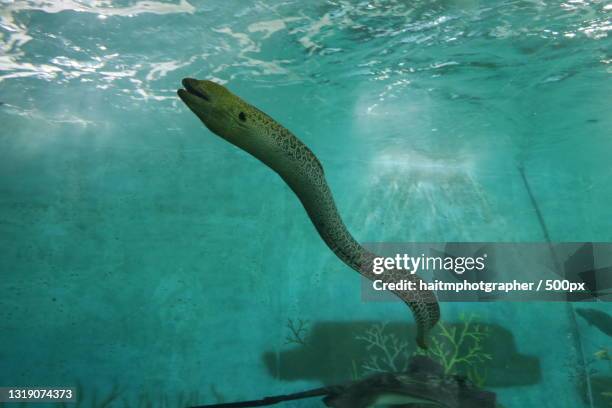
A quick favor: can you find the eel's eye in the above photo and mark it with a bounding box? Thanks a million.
[239,112,246,122]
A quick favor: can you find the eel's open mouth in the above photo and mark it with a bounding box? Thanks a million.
[180,78,210,101]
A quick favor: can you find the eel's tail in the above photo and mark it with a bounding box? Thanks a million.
[414,299,441,349]
[360,253,440,348]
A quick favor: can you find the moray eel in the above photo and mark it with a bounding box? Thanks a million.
[177,78,440,347]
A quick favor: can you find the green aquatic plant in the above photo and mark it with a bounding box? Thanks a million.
[594,347,611,366]
[355,322,411,373]
[352,315,492,383]
[569,345,612,407]
[415,313,492,386]
[602,391,612,407]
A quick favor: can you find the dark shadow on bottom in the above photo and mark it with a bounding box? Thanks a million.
[263,320,540,387]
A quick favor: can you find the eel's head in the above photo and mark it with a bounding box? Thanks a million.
[178,78,255,147]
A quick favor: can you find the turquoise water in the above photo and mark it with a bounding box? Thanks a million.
[1,1,611,407]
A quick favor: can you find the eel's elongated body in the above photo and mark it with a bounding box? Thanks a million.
[177,78,440,347]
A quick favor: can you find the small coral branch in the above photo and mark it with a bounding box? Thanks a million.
[285,318,310,346]
[356,323,410,373]
[416,313,492,385]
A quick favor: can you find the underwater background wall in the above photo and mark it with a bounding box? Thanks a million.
[1,1,611,407]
